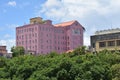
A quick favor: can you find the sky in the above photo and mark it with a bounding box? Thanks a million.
[0,0,120,52]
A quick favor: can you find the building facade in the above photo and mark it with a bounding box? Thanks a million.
[0,46,7,56]
[91,28,120,52]
[16,17,85,55]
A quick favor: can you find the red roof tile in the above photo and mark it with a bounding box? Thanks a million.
[54,20,76,27]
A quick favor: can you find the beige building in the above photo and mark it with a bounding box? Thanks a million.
[91,28,120,52]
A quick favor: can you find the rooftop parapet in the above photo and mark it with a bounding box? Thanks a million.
[95,28,120,35]
[30,17,43,24]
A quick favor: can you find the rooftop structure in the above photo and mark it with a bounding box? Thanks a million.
[95,28,120,35]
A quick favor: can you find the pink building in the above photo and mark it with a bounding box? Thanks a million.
[16,17,85,55]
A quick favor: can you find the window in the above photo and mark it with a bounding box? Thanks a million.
[58,47,60,50]
[29,34,31,39]
[92,43,95,48]
[29,40,31,44]
[35,45,37,50]
[67,42,70,45]
[22,35,24,39]
[35,39,37,43]
[68,36,69,40]
[99,42,106,47]
[108,41,115,46]
[17,42,19,45]
[35,33,37,37]
[46,40,48,43]
[17,36,19,40]
[50,46,52,49]
[117,40,120,46]
[72,29,80,35]
[32,34,34,37]
[22,41,24,45]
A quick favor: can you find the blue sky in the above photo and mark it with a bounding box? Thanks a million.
[0,0,120,52]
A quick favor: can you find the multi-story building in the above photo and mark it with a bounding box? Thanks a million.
[16,17,85,55]
[0,46,7,56]
[91,28,120,52]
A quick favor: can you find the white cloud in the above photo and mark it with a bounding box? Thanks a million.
[7,1,16,7]
[36,0,120,46]
[0,39,15,53]
[37,0,120,21]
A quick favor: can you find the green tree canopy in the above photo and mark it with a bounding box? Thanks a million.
[11,46,25,57]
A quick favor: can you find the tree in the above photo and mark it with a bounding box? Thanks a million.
[70,46,86,57]
[111,64,120,80]
[11,46,25,57]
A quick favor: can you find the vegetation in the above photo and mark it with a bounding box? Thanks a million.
[0,46,120,80]
[11,46,25,57]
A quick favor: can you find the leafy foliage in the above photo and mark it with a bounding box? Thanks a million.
[11,46,25,57]
[0,47,120,80]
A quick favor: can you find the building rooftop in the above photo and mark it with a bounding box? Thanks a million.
[54,20,76,27]
[54,20,85,30]
[95,28,120,35]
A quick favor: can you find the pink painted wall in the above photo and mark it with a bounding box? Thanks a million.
[16,20,84,55]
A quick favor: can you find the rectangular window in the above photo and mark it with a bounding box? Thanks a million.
[58,47,60,50]
[116,40,120,46]
[29,40,31,44]
[72,29,80,35]
[108,41,115,46]
[17,36,19,40]
[99,42,106,47]
[22,35,24,39]
[22,41,24,45]
[32,34,34,37]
